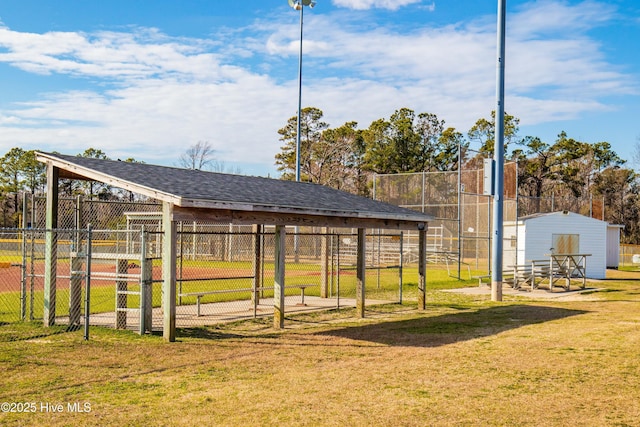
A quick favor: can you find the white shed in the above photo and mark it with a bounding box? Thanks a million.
[503,211,611,279]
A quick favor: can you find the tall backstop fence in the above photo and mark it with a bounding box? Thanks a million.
[372,163,607,277]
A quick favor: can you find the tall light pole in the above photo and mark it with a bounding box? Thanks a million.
[289,0,316,182]
[289,0,316,263]
[491,0,507,302]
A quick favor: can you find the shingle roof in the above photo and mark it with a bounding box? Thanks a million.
[37,152,432,227]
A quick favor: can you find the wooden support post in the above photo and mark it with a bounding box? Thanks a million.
[43,163,59,327]
[115,259,128,329]
[273,225,286,329]
[418,228,426,310]
[162,202,177,342]
[320,227,329,298]
[252,224,262,306]
[356,228,366,318]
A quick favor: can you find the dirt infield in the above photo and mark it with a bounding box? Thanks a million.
[0,262,324,293]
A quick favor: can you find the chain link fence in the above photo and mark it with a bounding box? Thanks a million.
[372,163,609,277]
[1,219,415,341]
[0,228,75,341]
[1,189,632,341]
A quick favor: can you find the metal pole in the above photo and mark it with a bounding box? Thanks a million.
[491,0,507,302]
[84,224,92,341]
[178,222,183,306]
[295,4,304,183]
[422,171,426,213]
[399,231,404,304]
[488,195,491,274]
[139,225,148,335]
[457,141,462,280]
[377,230,381,289]
[336,234,340,310]
[293,4,305,263]
[20,194,27,321]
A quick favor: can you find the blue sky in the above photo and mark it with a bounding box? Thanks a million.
[0,0,638,176]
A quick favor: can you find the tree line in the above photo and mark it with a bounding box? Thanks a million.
[1,110,638,243]
[275,107,639,243]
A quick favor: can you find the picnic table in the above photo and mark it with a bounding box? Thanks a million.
[546,253,590,291]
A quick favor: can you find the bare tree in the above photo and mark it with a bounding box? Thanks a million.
[178,141,216,170]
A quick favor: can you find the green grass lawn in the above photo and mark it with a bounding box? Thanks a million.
[2,270,640,426]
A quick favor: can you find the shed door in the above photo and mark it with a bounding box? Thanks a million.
[551,234,579,254]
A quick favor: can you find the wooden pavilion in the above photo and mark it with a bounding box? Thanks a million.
[36,152,433,341]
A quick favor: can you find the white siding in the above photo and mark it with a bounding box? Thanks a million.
[517,212,607,279]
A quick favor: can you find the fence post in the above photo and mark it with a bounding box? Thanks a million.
[321,227,329,298]
[140,226,152,334]
[84,224,92,341]
[21,201,28,320]
[356,228,366,318]
[399,231,404,304]
[418,228,426,310]
[178,222,183,306]
[252,224,262,315]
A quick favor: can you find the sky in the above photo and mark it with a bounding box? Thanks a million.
[0,0,638,177]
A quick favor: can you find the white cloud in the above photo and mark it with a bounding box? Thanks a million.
[0,27,225,81]
[510,0,616,38]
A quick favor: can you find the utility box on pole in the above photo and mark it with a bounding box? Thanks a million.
[483,158,495,196]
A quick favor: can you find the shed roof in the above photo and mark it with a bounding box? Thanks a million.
[36,151,432,230]
[517,211,606,224]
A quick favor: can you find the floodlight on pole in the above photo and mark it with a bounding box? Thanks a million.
[289,0,316,183]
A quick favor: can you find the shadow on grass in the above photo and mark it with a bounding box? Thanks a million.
[317,304,589,348]
[176,327,247,340]
[0,323,81,343]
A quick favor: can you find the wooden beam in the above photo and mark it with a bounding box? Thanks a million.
[273,225,286,329]
[171,206,427,231]
[418,228,426,310]
[356,228,366,318]
[162,202,177,342]
[43,162,59,327]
